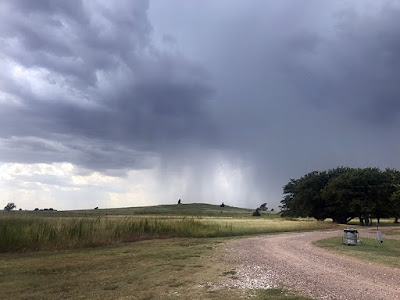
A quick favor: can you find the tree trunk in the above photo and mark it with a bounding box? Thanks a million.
[333,217,349,224]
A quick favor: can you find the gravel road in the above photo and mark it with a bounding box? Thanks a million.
[221,228,400,299]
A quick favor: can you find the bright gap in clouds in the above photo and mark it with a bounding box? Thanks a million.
[0,158,252,210]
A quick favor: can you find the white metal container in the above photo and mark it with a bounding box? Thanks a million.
[343,228,360,245]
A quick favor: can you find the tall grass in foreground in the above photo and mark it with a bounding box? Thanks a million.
[0,216,336,252]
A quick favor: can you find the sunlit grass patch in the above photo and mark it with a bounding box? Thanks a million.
[199,217,336,235]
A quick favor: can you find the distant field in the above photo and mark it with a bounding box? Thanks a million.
[0,203,337,252]
[5,203,262,218]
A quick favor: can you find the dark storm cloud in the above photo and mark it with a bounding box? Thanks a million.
[0,0,216,171]
[163,0,400,207]
[1,0,400,209]
[285,4,400,126]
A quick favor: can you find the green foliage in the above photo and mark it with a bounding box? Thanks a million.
[390,185,400,223]
[281,167,348,220]
[281,167,400,224]
[252,208,261,216]
[259,203,268,211]
[322,168,394,224]
[4,202,16,212]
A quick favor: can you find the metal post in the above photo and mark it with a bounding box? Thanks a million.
[377,219,383,246]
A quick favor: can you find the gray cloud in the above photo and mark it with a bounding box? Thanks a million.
[1,0,400,209]
[0,0,216,173]
[154,0,400,206]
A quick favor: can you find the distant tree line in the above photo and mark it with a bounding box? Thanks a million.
[280,167,400,224]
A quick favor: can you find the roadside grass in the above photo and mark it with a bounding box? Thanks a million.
[0,238,310,300]
[252,289,313,299]
[0,214,337,252]
[314,237,400,269]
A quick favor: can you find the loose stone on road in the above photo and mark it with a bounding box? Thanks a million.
[222,229,400,300]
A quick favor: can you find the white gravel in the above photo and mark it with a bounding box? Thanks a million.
[217,228,400,299]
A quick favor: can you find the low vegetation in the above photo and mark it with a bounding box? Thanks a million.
[0,204,337,252]
[383,228,400,236]
[0,203,333,299]
[0,237,312,299]
[315,237,400,269]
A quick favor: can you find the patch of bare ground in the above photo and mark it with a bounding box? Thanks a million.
[218,228,400,299]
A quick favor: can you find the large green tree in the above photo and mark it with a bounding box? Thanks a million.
[281,167,400,224]
[321,168,391,224]
[281,167,348,220]
[384,168,400,223]
[391,186,400,223]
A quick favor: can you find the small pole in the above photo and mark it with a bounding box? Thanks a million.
[376,218,383,246]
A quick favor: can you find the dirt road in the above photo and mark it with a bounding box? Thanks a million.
[222,228,400,299]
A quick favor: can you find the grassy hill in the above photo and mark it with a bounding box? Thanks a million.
[10,203,273,218]
[68,203,261,217]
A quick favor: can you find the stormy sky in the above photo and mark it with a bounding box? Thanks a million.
[1,0,400,210]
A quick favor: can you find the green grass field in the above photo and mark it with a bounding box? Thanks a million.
[0,204,337,252]
[0,237,311,299]
[381,228,400,236]
[11,203,261,218]
[315,236,400,269]
[0,203,333,299]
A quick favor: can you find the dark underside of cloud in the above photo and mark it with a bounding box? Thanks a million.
[0,0,217,172]
[1,0,400,207]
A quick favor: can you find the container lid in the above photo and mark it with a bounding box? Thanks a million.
[344,228,358,233]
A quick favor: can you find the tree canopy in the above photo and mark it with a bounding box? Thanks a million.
[281,167,400,224]
[4,203,16,212]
